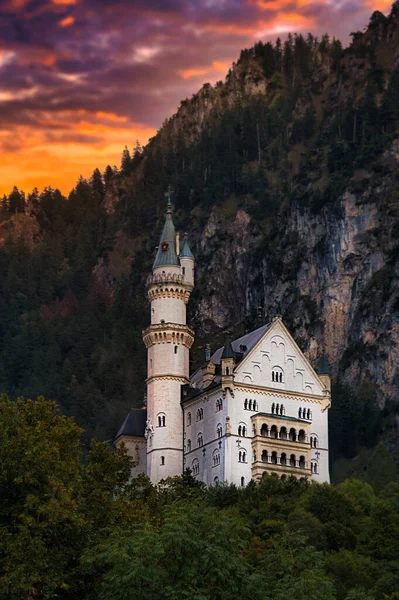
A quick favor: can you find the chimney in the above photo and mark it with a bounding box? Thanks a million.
[201,361,216,388]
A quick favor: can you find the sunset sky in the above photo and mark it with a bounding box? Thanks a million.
[0,0,394,197]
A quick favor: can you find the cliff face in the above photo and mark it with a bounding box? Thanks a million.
[1,4,399,444]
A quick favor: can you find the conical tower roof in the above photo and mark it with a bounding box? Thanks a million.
[221,338,235,360]
[180,234,194,259]
[153,196,179,269]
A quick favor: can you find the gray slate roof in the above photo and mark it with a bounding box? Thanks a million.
[189,322,272,389]
[115,408,147,439]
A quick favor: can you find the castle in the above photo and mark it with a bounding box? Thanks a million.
[115,197,331,486]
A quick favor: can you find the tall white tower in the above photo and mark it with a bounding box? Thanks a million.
[142,194,195,483]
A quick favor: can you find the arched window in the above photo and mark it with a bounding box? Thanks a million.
[276,403,279,414]
[253,400,257,411]
[212,449,220,466]
[187,412,191,426]
[280,452,287,466]
[242,426,246,437]
[226,367,230,375]
[298,429,306,443]
[160,456,165,465]
[271,403,275,414]
[290,454,296,467]
[214,476,219,484]
[272,367,284,384]
[196,408,204,421]
[289,428,296,442]
[216,424,223,438]
[271,451,278,464]
[311,461,318,474]
[241,477,245,487]
[262,450,268,462]
[192,459,199,476]
[216,398,223,412]
[197,434,203,447]
[261,423,268,437]
[298,408,302,418]
[187,439,191,452]
[280,404,284,415]
[244,398,248,410]
[299,456,306,469]
[249,399,253,410]
[307,409,311,420]
[238,425,242,436]
[157,413,166,427]
[174,345,178,354]
[280,426,287,440]
[270,425,278,439]
[238,450,246,463]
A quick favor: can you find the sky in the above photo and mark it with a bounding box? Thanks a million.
[0,0,394,197]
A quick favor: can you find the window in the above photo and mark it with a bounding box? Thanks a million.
[212,450,220,466]
[157,413,166,427]
[299,455,306,469]
[216,398,223,412]
[298,429,306,443]
[216,424,223,438]
[182,266,186,275]
[187,412,191,426]
[298,408,302,418]
[280,426,287,440]
[187,439,191,452]
[271,403,275,414]
[225,367,230,375]
[238,424,247,437]
[272,367,284,383]
[241,477,245,487]
[160,456,165,465]
[192,459,199,476]
[290,454,296,467]
[196,408,204,421]
[238,450,247,463]
[262,450,268,462]
[280,452,287,466]
[260,423,268,437]
[271,451,278,464]
[244,398,248,410]
[249,399,253,410]
[197,434,203,447]
[174,345,178,354]
[253,451,256,463]
[311,462,318,474]
[279,404,284,415]
[310,436,318,448]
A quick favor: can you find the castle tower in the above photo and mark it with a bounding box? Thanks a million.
[142,193,195,483]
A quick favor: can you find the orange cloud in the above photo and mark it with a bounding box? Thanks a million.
[58,15,75,27]
[95,111,128,123]
[52,0,77,4]
[179,59,232,79]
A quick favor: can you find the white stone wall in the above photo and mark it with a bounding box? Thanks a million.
[115,436,147,479]
[235,321,325,398]
[151,297,186,325]
[180,257,194,286]
[148,342,189,379]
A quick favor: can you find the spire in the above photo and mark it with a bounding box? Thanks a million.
[179,232,194,260]
[153,188,179,269]
[221,337,235,359]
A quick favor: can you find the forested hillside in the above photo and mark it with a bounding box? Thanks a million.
[1,394,399,600]
[1,3,399,475]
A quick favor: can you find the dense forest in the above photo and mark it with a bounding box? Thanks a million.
[1,3,399,481]
[1,394,399,600]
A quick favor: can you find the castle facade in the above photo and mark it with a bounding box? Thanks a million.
[115,199,331,486]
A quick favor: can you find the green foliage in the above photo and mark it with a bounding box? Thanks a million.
[1,397,399,599]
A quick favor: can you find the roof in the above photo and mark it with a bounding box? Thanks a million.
[153,200,179,269]
[189,322,272,389]
[221,339,235,359]
[179,236,194,259]
[115,408,147,439]
[211,322,272,366]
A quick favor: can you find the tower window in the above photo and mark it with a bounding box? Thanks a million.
[216,398,223,412]
[157,413,166,427]
[196,408,204,421]
[160,456,165,465]
[174,345,178,354]
[187,412,191,426]
[241,477,245,487]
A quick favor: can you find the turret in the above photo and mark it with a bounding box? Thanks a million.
[142,191,195,483]
[179,233,195,288]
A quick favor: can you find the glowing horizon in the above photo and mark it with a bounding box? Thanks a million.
[0,0,394,197]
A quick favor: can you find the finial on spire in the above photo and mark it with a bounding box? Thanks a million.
[165,186,174,213]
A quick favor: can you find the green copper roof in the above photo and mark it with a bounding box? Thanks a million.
[221,338,235,360]
[180,235,194,260]
[153,199,179,269]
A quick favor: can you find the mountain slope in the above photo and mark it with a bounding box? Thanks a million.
[0,3,399,467]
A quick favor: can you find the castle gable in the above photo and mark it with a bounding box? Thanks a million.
[234,319,325,396]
